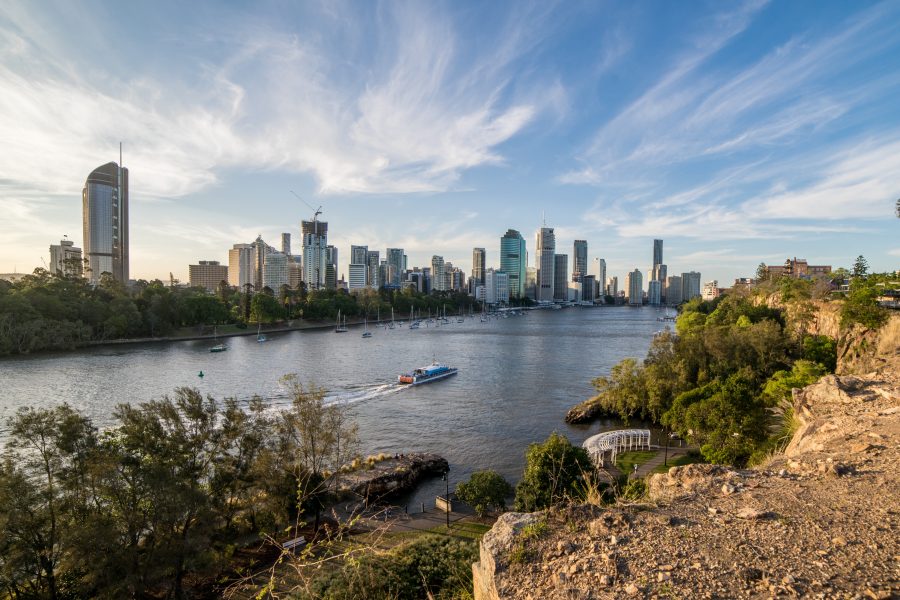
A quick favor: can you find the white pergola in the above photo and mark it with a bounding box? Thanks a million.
[583,429,651,467]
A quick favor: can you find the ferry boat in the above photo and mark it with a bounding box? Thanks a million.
[398,362,458,385]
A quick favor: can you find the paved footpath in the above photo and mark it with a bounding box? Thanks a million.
[632,446,695,479]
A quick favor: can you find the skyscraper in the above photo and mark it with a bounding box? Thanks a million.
[350,245,369,267]
[653,239,663,270]
[325,245,338,289]
[681,271,701,301]
[82,160,128,283]
[572,240,588,283]
[281,233,291,256]
[471,247,486,292]
[301,219,328,289]
[666,275,683,305]
[625,269,643,306]
[431,255,446,292]
[554,254,568,301]
[367,250,380,288]
[386,248,404,286]
[595,258,607,300]
[648,280,661,305]
[228,243,255,288]
[535,227,555,302]
[500,229,527,299]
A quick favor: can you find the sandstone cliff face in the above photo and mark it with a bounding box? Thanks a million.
[473,315,900,599]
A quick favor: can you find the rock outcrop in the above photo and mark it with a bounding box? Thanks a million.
[336,453,448,501]
[474,316,900,599]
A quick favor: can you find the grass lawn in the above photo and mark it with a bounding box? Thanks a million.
[615,450,658,474]
[651,452,705,474]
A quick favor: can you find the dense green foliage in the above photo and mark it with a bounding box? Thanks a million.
[840,274,891,330]
[590,294,839,466]
[513,432,593,512]
[0,382,358,599]
[0,269,479,355]
[455,470,514,517]
[305,535,477,600]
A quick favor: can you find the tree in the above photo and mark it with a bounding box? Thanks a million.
[755,262,767,281]
[852,255,869,278]
[455,470,513,517]
[514,432,592,512]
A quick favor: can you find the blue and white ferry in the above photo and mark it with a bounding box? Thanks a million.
[398,362,458,385]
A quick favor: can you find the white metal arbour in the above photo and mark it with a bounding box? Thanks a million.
[583,429,651,467]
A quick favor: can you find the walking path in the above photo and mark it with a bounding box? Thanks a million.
[631,447,696,479]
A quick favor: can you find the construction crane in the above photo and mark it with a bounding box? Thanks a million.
[290,190,322,223]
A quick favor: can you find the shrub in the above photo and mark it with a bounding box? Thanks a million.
[514,432,593,512]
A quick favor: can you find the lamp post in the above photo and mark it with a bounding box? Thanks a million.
[442,468,450,529]
[664,431,671,467]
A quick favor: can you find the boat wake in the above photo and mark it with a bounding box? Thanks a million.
[324,383,405,406]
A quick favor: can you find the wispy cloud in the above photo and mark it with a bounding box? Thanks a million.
[0,2,546,201]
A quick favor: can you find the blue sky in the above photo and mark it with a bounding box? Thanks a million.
[1,0,898,285]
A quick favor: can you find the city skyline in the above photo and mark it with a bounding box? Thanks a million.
[2,2,899,284]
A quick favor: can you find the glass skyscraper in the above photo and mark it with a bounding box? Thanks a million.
[572,240,588,283]
[500,229,526,299]
[82,161,128,284]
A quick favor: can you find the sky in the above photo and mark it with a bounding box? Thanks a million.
[1,0,899,286]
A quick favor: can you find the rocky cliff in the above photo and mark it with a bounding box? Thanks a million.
[473,315,899,599]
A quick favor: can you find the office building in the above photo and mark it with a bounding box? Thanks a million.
[289,258,302,289]
[681,271,702,301]
[367,250,380,288]
[500,230,526,299]
[281,233,291,256]
[625,269,643,306]
[348,263,368,290]
[553,254,568,302]
[301,219,328,289]
[325,245,337,289]
[431,255,446,292]
[500,230,527,299]
[82,160,128,283]
[535,227,555,302]
[378,262,395,290]
[471,247,486,292]
[666,275,683,305]
[765,258,832,279]
[351,245,369,268]
[228,243,255,289]
[525,267,537,300]
[449,265,465,292]
[572,240,588,283]
[648,279,661,305]
[49,238,82,277]
[582,275,596,302]
[189,260,228,292]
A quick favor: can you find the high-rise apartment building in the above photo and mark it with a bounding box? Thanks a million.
[648,279,662,305]
[281,233,291,256]
[484,269,509,305]
[595,258,607,300]
[500,230,527,299]
[582,275,597,302]
[367,250,380,288]
[228,243,255,288]
[471,247,486,291]
[348,264,367,290]
[666,275,683,305]
[625,269,643,306]
[535,227,555,302]
[681,271,701,301]
[607,276,618,298]
[554,254,568,302]
[386,248,404,286]
[653,239,663,269]
[301,220,328,289]
[49,239,82,277]
[82,160,128,283]
[431,255,446,292]
[189,260,228,292]
[702,280,720,301]
[572,240,588,283]
[325,245,338,289]
[263,252,291,290]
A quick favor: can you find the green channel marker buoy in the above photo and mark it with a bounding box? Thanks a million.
[198,371,204,378]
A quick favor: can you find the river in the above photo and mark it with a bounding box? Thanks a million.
[0,306,664,508]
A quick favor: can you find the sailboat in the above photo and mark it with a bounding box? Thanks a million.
[256,321,268,343]
[335,310,348,333]
[362,315,372,338]
[210,326,227,352]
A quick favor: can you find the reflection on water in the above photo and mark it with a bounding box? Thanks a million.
[0,306,662,507]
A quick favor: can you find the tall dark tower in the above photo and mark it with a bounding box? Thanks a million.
[653,239,663,269]
[82,153,128,284]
